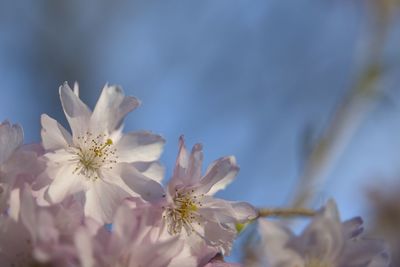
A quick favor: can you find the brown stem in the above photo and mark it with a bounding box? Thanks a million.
[258,208,316,218]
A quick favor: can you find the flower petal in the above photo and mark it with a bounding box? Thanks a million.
[0,121,23,165]
[299,200,343,262]
[41,114,72,150]
[132,161,165,183]
[46,165,85,204]
[59,82,91,137]
[168,136,189,194]
[196,156,239,195]
[199,197,257,224]
[84,179,130,223]
[116,163,165,202]
[187,143,203,182]
[74,226,95,267]
[115,131,165,163]
[91,85,140,133]
[258,219,304,266]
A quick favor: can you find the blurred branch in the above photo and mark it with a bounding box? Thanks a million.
[258,207,315,218]
[290,1,393,210]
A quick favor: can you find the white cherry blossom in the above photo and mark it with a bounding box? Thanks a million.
[39,83,164,223]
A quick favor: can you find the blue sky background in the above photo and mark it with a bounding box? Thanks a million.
[1,0,400,262]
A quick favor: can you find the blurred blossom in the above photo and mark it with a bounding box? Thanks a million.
[368,182,400,266]
[255,200,390,267]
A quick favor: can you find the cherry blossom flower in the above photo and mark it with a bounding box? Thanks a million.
[0,184,92,267]
[161,136,257,255]
[39,83,165,223]
[0,121,43,217]
[74,198,186,267]
[258,200,390,267]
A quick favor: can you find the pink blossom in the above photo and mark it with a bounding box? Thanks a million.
[258,200,390,267]
[162,136,257,255]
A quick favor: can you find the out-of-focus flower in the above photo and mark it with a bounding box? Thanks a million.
[74,198,186,267]
[0,184,93,267]
[368,184,400,266]
[162,136,257,255]
[0,121,43,216]
[257,200,389,267]
[38,83,165,223]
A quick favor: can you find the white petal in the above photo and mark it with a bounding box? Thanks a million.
[41,114,72,150]
[202,220,236,255]
[74,227,95,267]
[168,136,189,194]
[199,196,257,224]
[187,143,203,182]
[117,163,165,201]
[84,179,130,223]
[115,131,165,163]
[20,185,37,239]
[46,165,85,204]
[258,219,304,266]
[132,161,165,183]
[196,156,239,195]
[0,121,23,165]
[91,85,140,133]
[59,82,91,137]
[299,201,343,262]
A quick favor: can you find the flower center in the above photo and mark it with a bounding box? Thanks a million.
[70,132,118,181]
[305,258,333,267]
[163,189,204,235]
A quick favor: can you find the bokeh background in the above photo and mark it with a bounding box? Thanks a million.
[2,0,400,263]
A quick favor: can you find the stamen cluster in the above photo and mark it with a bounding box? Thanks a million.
[70,132,117,180]
[164,189,204,235]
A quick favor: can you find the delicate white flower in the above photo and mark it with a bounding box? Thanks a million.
[162,136,257,254]
[39,83,165,223]
[258,200,390,267]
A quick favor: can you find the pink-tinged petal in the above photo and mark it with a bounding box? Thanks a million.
[20,185,37,239]
[8,186,20,220]
[195,156,239,195]
[0,121,23,165]
[84,179,130,224]
[203,220,236,255]
[74,227,95,267]
[41,114,72,150]
[36,210,59,244]
[132,161,165,183]
[299,200,343,262]
[168,136,189,194]
[115,131,165,163]
[117,163,165,201]
[73,82,80,96]
[173,135,189,179]
[91,85,140,133]
[204,256,242,267]
[199,197,256,224]
[143,237,183,267]
[187,143,203,182]
[205,157,238,195]
[258,219,304,266]
[59,82,91,137]
[46,165,85,204]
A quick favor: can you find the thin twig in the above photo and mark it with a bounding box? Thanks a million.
[258,208,316,218]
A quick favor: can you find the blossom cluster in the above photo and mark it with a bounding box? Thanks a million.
[0,84,391,267]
